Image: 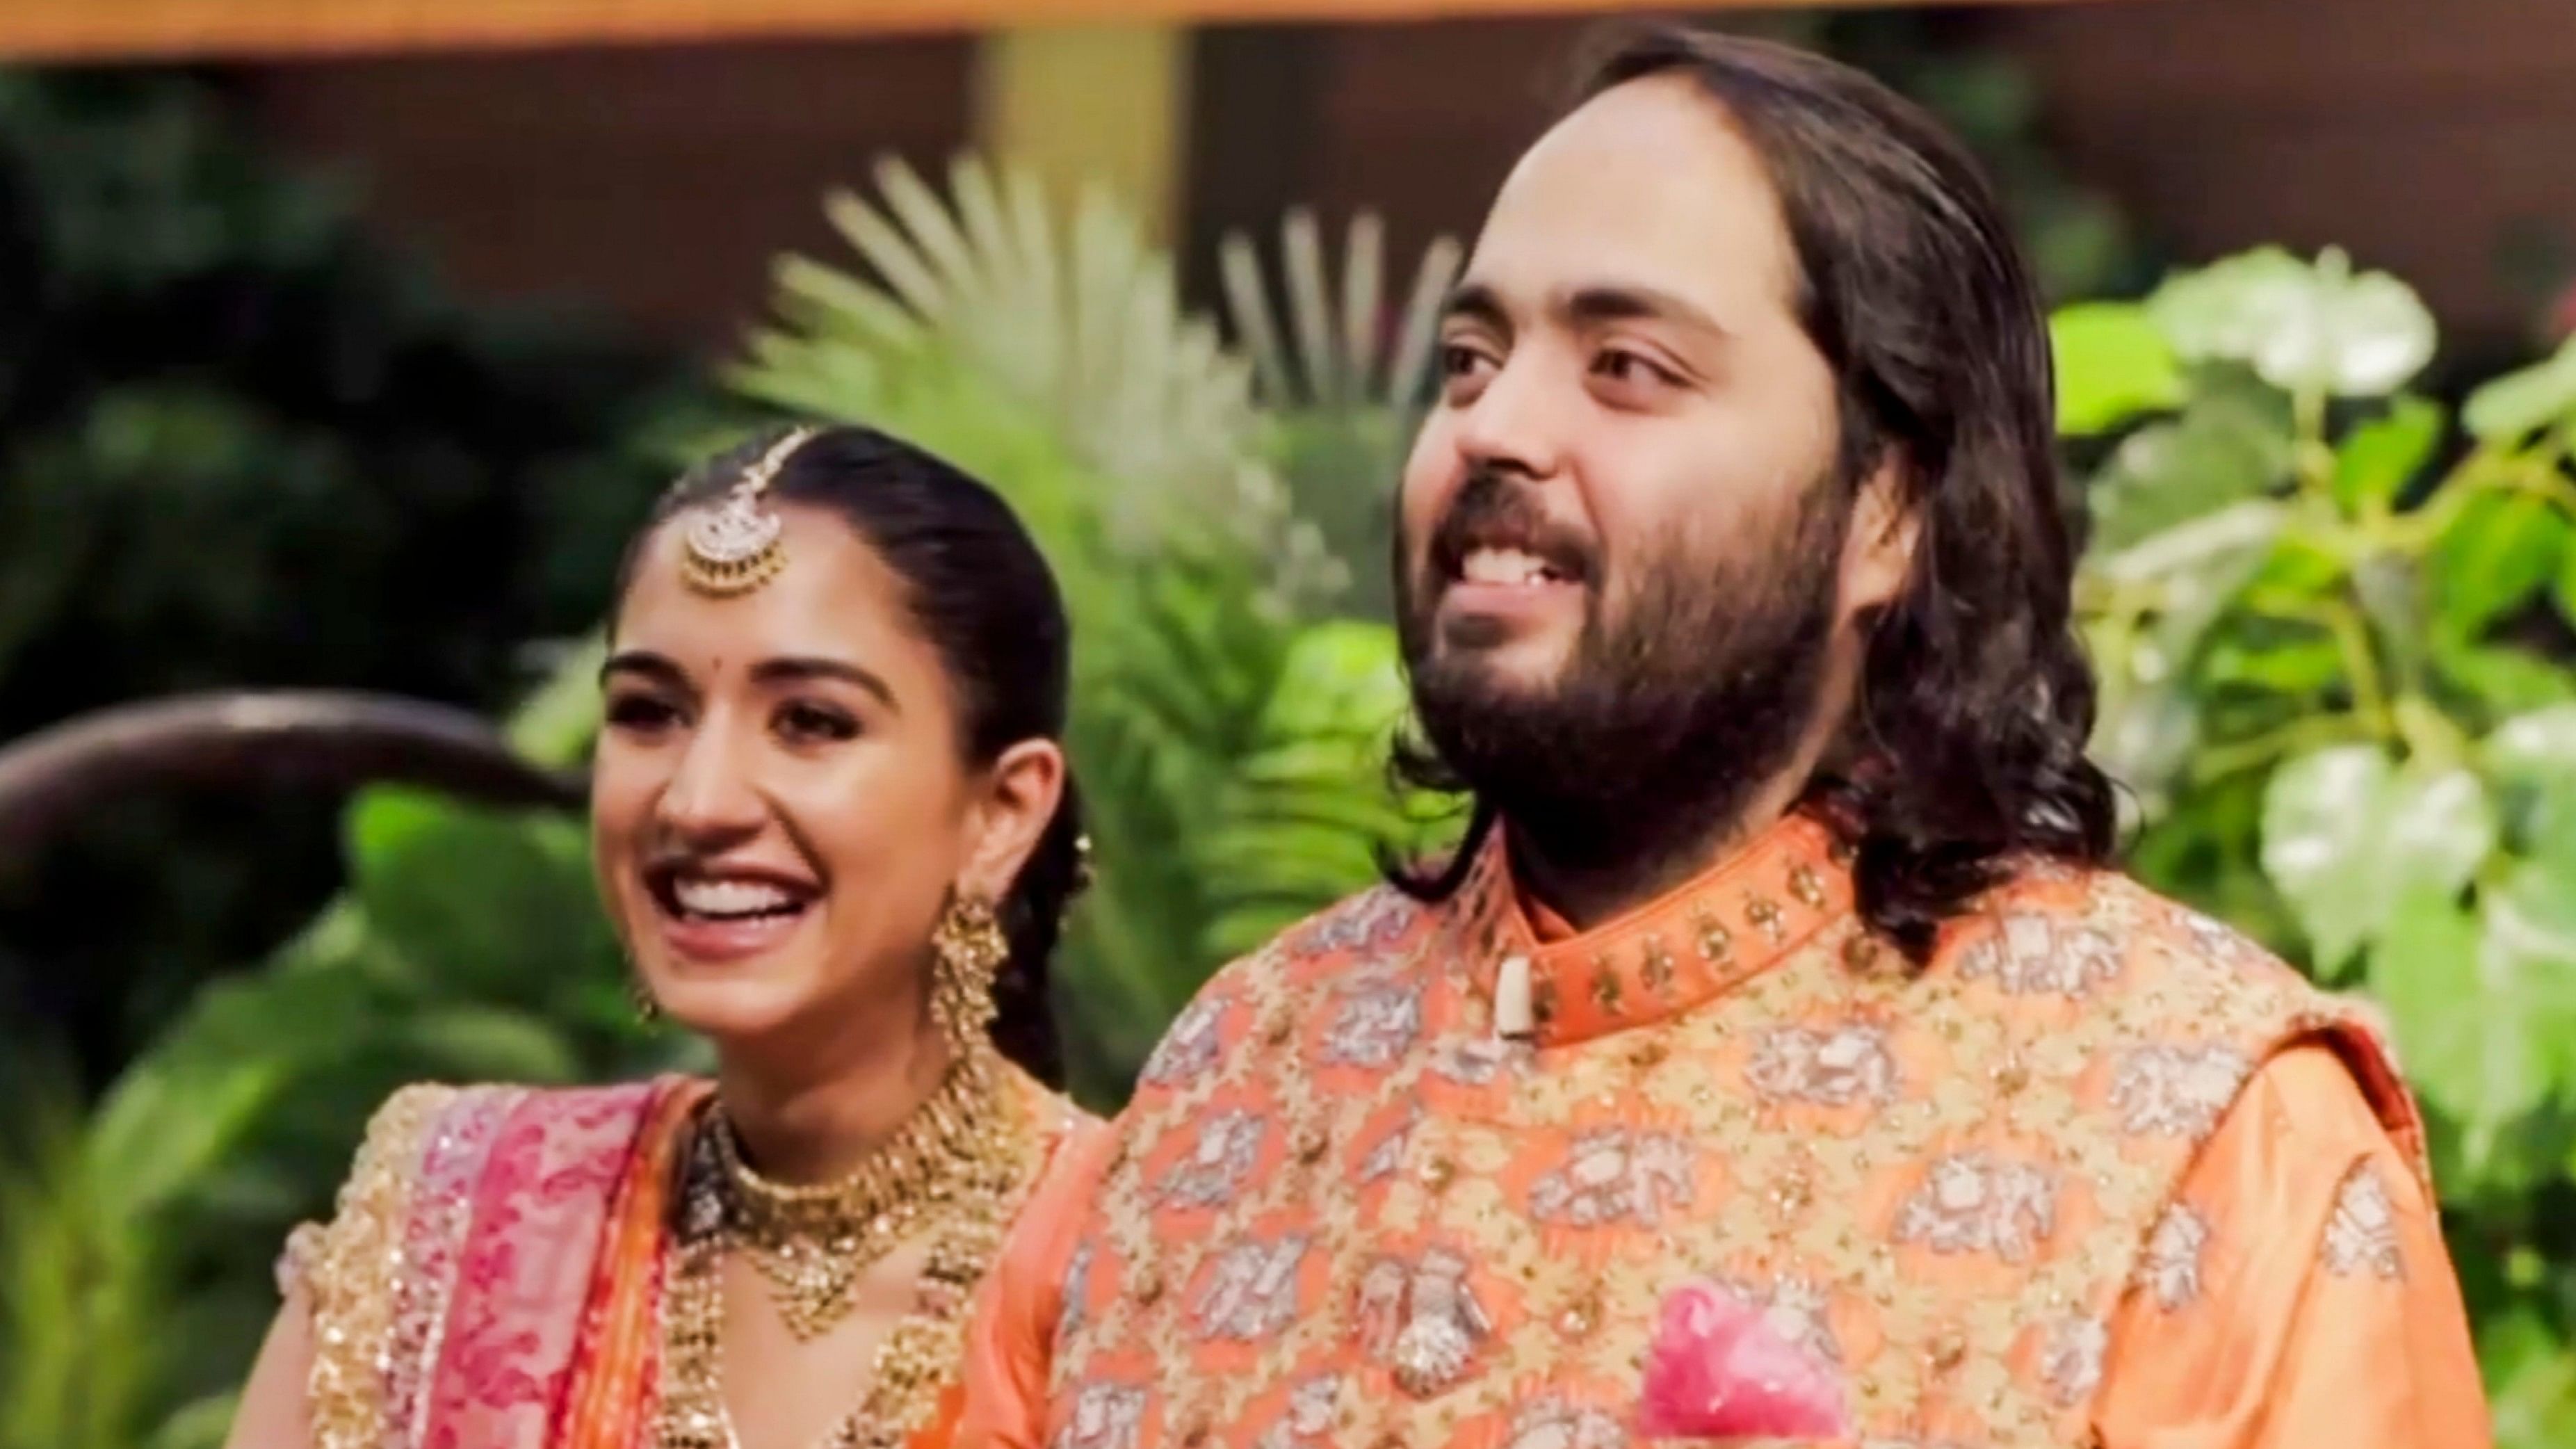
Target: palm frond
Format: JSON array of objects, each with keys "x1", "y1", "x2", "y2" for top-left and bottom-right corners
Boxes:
[
  {"x1": 1217, "y1": 211, "x2": 1464, "y2": 621},
  {"x1": 1387, "y1": 234, "x2": 1462, "y2": 415},
  {"x1": 1338, "y1": 215, "x2": 1384, "y2": 404},
  {"x1": 1283, "y1": 211, "x2": 1339, "y2": 408},
  {"x1": 1217, "y1": 208, "x2": 1463, "y2": 416},
  {"x1": 731, "y1": 153, "x2": 1338, "y2": 613}
]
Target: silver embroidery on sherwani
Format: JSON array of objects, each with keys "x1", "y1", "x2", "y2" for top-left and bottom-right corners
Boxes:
[
  {"x1": 1193, "y1": 1234, "x2": 1311, "y2": 1342},
  {"x1": 1157, "y1": 1110, "x2": 1267, "y2": 1208},
  {"x1": 2141, "y1": 1201, "x2": 2210, "y2": 1310},
  {"x1": 1049, "y1": 1384, "x2": 1147, "y2": 1449},
  {"x1": 2322, "y1": 1160, "x2": 2404, "y2": 1281},
  {"x1": 1528, "y1": 1128, "x2": 1697, "y2": 1229},
  {"x1": 2111, "y1": 1043, "x2": 2254, "y2": 1138},
  {"x1": 1748, "y1": 1023, "x2": 1901, "y2": 1107},
  {"x1": 1955, "y1": 914, "x2": 2125, "y2": 996},
  {"x1": 1893, "y1": 1152, "x2": 2059, "y2": 1263}
]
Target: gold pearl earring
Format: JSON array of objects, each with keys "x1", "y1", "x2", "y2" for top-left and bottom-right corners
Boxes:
[{"x1": 629, "y1": 973, "x2": 661, "y2": 1026}]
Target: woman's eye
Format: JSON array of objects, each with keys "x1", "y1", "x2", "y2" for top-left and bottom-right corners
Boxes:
[
  {"x1": 776, "y1": 702, "x2": 861, "y2": 743},
  {"x1": 604, "y1": 693, "x2": 681, "y2": 734}
]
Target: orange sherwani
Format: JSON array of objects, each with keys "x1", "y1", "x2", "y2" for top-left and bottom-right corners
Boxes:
[{"x1": 962, "y1": 815, "x2": 2489, "y2": 1448}]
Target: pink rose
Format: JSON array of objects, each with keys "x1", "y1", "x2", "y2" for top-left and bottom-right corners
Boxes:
[{"x1": 1636, "y1": 1281, "x2": 1853, "y2": 1441}]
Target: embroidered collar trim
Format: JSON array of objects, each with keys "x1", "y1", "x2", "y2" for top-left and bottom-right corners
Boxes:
[{"x1": 1450, "y1": 811, "x2": 1863, "y2": 1046}]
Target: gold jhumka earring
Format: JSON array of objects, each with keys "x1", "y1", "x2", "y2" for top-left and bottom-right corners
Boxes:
[
  {"x1": 928, "y1": 893, "x2": 1008, "y2": 1053},
  {"x1": 677, "y1": 426, "x2": 814, "y2": 596}
]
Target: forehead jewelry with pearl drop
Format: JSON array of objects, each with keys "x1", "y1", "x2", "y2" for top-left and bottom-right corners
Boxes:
[{"x1": 678, "y1": 426, "x2": 815, "y2": 597}]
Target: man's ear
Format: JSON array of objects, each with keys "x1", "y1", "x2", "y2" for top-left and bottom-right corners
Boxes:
[{"x1": 1841, "y1": 459, "x2": 1920, "y2": 616}]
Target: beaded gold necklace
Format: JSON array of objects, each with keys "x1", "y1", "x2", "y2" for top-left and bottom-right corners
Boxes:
[
  {"x1": 711, "y1": 1049, "x2": 1007, "y2": 1341},
  {"x1": 657, "y1": 1046, "x2": 1035, "y2": 1449}
]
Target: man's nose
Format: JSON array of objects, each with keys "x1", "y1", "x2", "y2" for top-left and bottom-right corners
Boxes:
[{"x1": 1451, "y1": 350, "x2": 1574, "y2": 484}]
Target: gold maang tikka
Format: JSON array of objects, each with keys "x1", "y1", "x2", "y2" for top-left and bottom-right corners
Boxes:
[{"x1": 679, "y1": 426, "x2": 816, "y2": 596}]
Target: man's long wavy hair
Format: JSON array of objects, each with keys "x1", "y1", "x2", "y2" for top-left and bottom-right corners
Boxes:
[{"x1": 1387, "y1": 25, "x2": 2117, "y2": 962}]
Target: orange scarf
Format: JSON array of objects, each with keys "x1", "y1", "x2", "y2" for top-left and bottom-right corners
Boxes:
[{"x1": 557, "y1": 1080, "x2": 711, "y2": 1449}]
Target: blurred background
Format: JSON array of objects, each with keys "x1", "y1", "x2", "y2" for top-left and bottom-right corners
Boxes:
[{"x1": 1, "y1": 0, "x2": 2573, "y2": 1443}]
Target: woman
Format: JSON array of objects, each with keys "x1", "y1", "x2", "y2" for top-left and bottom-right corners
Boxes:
[{"x1": 225, "y1": 423, "x2": 1109, "y2": 1449}]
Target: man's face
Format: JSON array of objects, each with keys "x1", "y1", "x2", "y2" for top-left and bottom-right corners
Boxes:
[{"x1": 1395, "y1": 74, "x2": 1910, "y2": 859}]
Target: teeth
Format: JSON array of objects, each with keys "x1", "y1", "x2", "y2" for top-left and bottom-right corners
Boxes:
[
  {"x1": 672, "y1": 878, "x2": 797, "y2": 918},
  {"x1": 1461, "y1": 548, "x2": 1559, "y2": 585}
]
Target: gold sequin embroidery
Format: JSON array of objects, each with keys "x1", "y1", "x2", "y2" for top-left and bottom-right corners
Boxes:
[{"x1": 302, "y1": 1084, "x2": 453, "y2": 1449}]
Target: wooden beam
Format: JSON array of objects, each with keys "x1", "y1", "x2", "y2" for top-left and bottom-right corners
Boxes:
[
  {"x1": 973, "y1": 24, "x2": 1190, "y2": 244},
  {"x1": 0, "y1": 0, "x2": 2100, "y2": 63}
]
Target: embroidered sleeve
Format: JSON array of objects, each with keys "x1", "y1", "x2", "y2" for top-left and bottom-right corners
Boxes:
[
  {"x1": 2093, "y1": 1045, "x2": 2490, "y2": 1449},
  {"x1": 275, "y1": 1220, "x2": 325, "y2": 1302},
  {"x1": 2317, "y1": 1158, "x2": 2405, "y2": 1281},
  {"x1": 287, "y1": 1086, "x2": 448, "y2": 1292},
  {"x1": 298, "y1": 1083, "x2": 456, "y2": 1449}
]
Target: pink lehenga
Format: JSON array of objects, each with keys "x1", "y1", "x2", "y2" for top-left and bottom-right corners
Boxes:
[{"x1": 282, "y1": 1065, "x2": 1091, "y2": 1449}]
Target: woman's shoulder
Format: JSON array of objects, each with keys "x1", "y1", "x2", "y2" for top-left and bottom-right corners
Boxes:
[
  {"x1": 996, "y1": 1058, "x2": 1093, "y2": 1128},
  {"x1": 286, "y1": 1077, "x2": 704, "y2": 1288},
  {"x1": 343, "y1": 1076, "x2": 700, "y2": 1166},
  {"x1": 994, "y1": 1062, "x2": 1108, "y2": 1178}
]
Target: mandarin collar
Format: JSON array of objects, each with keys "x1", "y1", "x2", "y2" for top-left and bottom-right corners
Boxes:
[{"x1": 1448, "y1": 811, "x2": 1858, "y2": 1046}]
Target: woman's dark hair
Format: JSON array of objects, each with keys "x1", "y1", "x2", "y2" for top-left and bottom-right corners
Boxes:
[
  {"x1": 1394, "y1": 26, "x2": 2116, "y2": 961},
  {"x1": 617, "y1": 423, "x2": 1080, "y2": 1083}
]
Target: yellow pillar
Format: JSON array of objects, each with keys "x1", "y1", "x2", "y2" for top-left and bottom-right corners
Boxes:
[{"x1": 971, "y1": 23, "x2": 1190, "y2": 245}]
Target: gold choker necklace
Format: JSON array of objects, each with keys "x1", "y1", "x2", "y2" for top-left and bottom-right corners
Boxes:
[
  {"x1": 658, "y1": 1045, "x2": 1037, "y2": 1449},
  {"x1": 704, "y1": 1048, "x2": 1006, "y2": 1341}
]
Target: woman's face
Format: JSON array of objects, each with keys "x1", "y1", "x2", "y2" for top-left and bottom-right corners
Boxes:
[{"x1": 593, "y1": 502, "x2": 1061, "y2": 1053}]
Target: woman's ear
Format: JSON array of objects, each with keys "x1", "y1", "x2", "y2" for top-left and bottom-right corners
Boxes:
[{"x1": 955, "y1": 738, "x2": 1065, "y2": 903}]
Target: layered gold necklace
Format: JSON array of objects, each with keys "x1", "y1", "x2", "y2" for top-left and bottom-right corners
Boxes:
[{"x1": 657, "y1": 1046, "x2": 1035, "y2": 1449}]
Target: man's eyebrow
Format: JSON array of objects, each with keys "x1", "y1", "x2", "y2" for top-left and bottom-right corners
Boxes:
[
  {"x1": 1439, "y1": 280, "x2": 1733, "y2": 343},
  {"x1": 1562, "y1": 284, "x2": 1732, "y2": 341},
  {"x1": 1441, "y1": 281, "x2": 1510, "y2": 330}
]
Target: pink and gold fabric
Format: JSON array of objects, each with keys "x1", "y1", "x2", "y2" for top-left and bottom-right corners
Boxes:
[
  {"x1": 286, "y1": 1065, "x2": 1093, "y2": 1449},
  {"x1": 959, "y1": 813, "x2": 2489, "y2": 1449}
]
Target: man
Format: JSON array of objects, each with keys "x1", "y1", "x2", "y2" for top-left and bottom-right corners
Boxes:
[{"x1": 960, "y1": 26, "x2": 2488, "y2": 1449}]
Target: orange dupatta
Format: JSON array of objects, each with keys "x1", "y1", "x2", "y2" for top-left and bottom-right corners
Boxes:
[{"x1": 557, "y1": 1080, "x2": 712, "y2": 1449}]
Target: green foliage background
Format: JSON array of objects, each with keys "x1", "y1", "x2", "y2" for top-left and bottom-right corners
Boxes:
[
  {"x1": 2061, "y1": 250, "x2": 2576, "y2": 1438},
  {"x1": 0, "y1": 70, "x2": 689, "y2": 1084}
]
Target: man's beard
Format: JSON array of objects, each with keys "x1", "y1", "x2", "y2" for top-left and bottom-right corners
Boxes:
[{"x1": 1397, "y1": 471, "x2": 1850, "y2": 888}]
